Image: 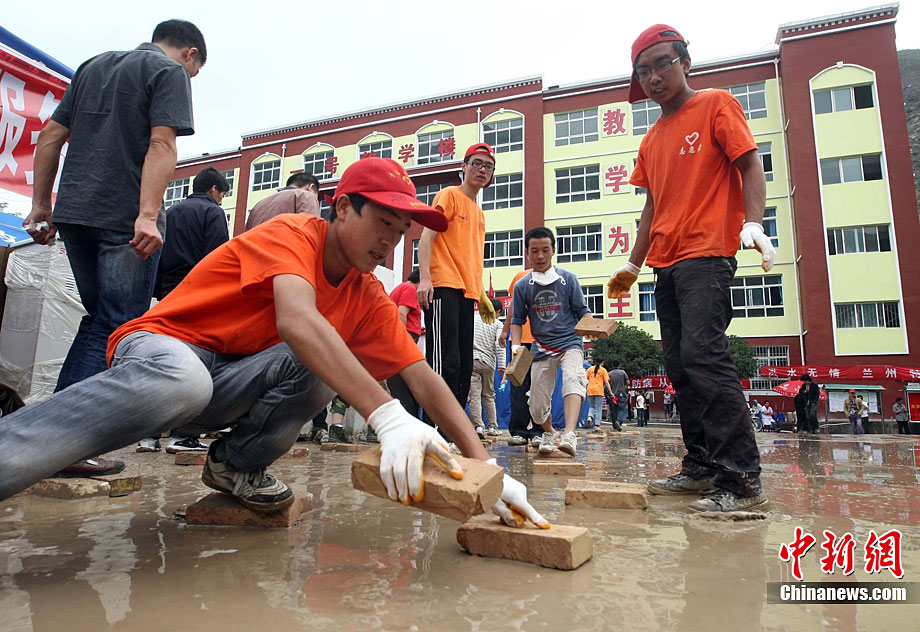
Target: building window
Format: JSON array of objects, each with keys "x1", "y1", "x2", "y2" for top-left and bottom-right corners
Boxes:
[
  {"x1": 730, "y1": 275, "x2": 783, "y2": 318},
  {"x1": 415, "y1": 183, "x2": 448, "y2": 206},
  {"x1": 554, "y1": 108, "x2": 599, "y2": 146},
  {"x1": 556, "y1": 224, "x2": 602, "y2": 263},
  {"x1": 555, "y1": 165, "x2": 600, "y2": 204},
  {"x1": 835, "y1": 302, "x2": 900, "y2": 329},
  {"x1": 750, "y1": 345, "x2": 790, "y2": 390},
  {"x1": 638, "y1": 282, "x2": 657, "y2": 321},
  {"x1": 319, "y1": 198, "x2": 331, "y2": 219},
  {"x1": 631, "y1": 100, "x2": 661, "y2": 135},
  {"x1": 827, "y1": 225, "x2": 892, "y2": 255},
  {"x1": 763, "y1": 207, "x2": 778, "y2": 248},
  {"x1": 412, "y1": 239, "x2": 419, "y2": 267},
  {"x1": 164, "y1": 177, "x2": 189, "y2": 206},
  {"x1": 358, "y1": 140, "x2": 393, "y2": 159},
  {"x1": 483, "y1": 117, "x2": 523, "y2": 153},
  {"x1": 757, "y1": 143, "x2": 774, "y2": 182},
  {"x1": 303, "y1": 151, "x2": 334, "y2": 178},
  {"x1": 583, "y1": 284, "x2": 605, "y2": 315},
  {"x1": 417, "y1": 129, "x2": 455, "y2": 165},
  {"x1": 729, "y1": 82, "x2": 767, "y2": 120},
  {"x1": 252, "y1": 160, "x2": 281, "y2": 191},
  {"x1": 482, "y1": 173, "x2": 523, "y2": 210},
  {"x1": 632, "y1": 158, "x2": 648, "y2": 195},
  {"x1": 484, "y1": 230, "x2": 524, "y2": 268},
  {"x1": 220, "y1": 170, "x2": 235, "y2": 197},
  {"x1": 814, "y1": 85, "x2": 874, "y2": 114},
  {"x1": 820, "y1": 154, "x2": 883, "y2": 185}
]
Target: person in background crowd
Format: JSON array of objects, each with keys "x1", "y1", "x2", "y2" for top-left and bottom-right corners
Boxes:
[
  {"x1": 893, "y1": 397, "x2": 910, "y2": 435},
  {"x1": 244, "y1": 172, "x2": 321, "y2": 230},
  {"x1": 761, "y1": 401, "x2": 774, "y2": 431},
  {"x1": 845, "y1": 390, "x2": 861, "y2": 435},
  {"x1": 585, "y1": 358, "x2": 611, "y2": 430},
  {"x1": 468, "y1": 299, "x2": 505, "y2": 438},
  {"x1": 858, "y1": 396, "x2": 870, "y2": 434}
]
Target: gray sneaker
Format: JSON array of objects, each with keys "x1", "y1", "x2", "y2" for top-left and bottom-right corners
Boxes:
[
  {"x1": 486, "y1": 427, "x2": 501, "y2": 437},
  {"x1": 327, "y1": 425, "x2": 351, "y2": 444},
  {"x1": 508, "y1": 435, "x2": 528, "y2": 446},
  {"x1": 687, "y1": 488, "x2": 769, "y2": 513},
  {"x1": 201, "y1": 451, "x2": 293, "y2": 512},
  {"x1": 647, "y1": 474, "x2": 716, "y2": 496},
  {"x1": 538, "y1": 431, "x2": 556, "y2": 454},
  {"x1": 311, "y1": 428, "x2": 328, "y2": 444},
  {"x1": 558, "y1": 431, "x2": 577, "y2": 456},
  {"x1": 136, "y1": 437, "x2": 161, "y2": 453}
]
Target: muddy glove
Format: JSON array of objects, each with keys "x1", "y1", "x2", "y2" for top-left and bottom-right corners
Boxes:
[
  {"x1": 607, "y1": 261, "x2": 640, "y2": 298},
  {"x1": 478, "y1": 287, "x2": 496, "y2": 325},
  {"x1": 487, "y1": 458, "x2": 550, "y2": 529},
  {"x1": 370, "y1": 399, "x2": 463, "y2": 505},
  {"x1": 740, "y1": 221, "x2": 775, "y2": 272}
]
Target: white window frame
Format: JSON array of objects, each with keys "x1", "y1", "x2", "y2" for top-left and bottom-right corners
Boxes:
[
  {"x1": 484, "y1": 230, "x2": 524, "y2": 268},
  {"x1": 730, "y1": 275, "x2": 784, "y2": 318},
  {"x1": 729, "y1": 82, "x2": 767, "y2": 120},
  {"x1": 302, "y1": 150, "x2": 334, "y2": 178},
  {"x1": 251, "y1": 159, "x2": 281, "y2": 192},
  {"x1": 582, "y1": 284, "x2": 605, "y2": 316},
  {"x1": 638, "y1": 282, "x2": 657, "y2": 321},
  {"x1": 415, "y1": 183, "x2": 448, "y2": 206},
  {"x1": 827, "y1": 224, "x2": 892, "y2": 255},
  {"x1": 631, "y1": 100, "x2": 661, "y2": 135},
  {"x1": 417, "y1": 129, "x2": 455, "y2": 165},
  {"x1": 358, "y1": 139, "x2": 393, "y2": 159},
  {"x1": 556, "y1": 224, "x2": 602, "y2": 263},
  {"x1": 763, "y1": 207, "x2": 778, "y2": 248},
  {"x1": 750, "y1": 345, "x2": 790, "y2": 390},
  {"x1": 164, "y1": 177, "x2": 189, "y2": 206},
  {"x1": 554, "y1": 108, "x2": 598, "y2": 146},
  {"x1": 820, "y1": 155, "x2": 884, "y2": 185},
  {"x1": 220, "y1": 170, "x2": 235, "y2": 198},
  {"x1": 482, "y1": 173, "x2": 523, "y2": 210},
  {"x1": 483, "y1": 117, "x2": 523, "y2": 153},
  {"x1": 412, "y1": 239, "x2": 419, "y2": 267},
  {"x1": 814, "y1": 84, "x2": 874, "y2": 114},
  {"x1": 835, "y1": 302, "x2": 900, "y2": 329},
  {"x1": 757, "y1": 143, "x2": 774, "y2": 182},
  {"x1": 555, "y1": 165, "x2": 601, "y2": 204}
]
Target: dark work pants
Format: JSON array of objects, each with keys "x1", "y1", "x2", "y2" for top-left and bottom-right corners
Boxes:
[
  {"x1": 423, "y1": 288, "x2": 474, "y2": 432},
  {"x1": 509, "y1": 343, "x2": 539, "y2": 438},
  {"x1": 388, "y1": 334, "x2": 421, "y2": 418},
  {"x1": 655, "y1": 257, "x2": 761, "y2": 497}
]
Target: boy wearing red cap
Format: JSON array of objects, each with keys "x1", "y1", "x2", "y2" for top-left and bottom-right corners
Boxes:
[
  {"x1": 417, "y1": 143, "x2": 497, "y2": 435},
  {"x1": 0, "y1": 158, "x2": 546, "y2": 529},
  {"x1": 608, "y1": 25, "x2": 775, "y2": 512}
]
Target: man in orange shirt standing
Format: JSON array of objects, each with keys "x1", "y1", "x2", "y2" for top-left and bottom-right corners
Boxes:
[
  {"x1": 608, "y1": 25, "x2": 775, "y2": 513},
  {"x1": 0, "y1": 158, "x2": 546, "y2": 530},
  {"x1": 417, "y1": 143, "x2": 497, "y2": 432}
]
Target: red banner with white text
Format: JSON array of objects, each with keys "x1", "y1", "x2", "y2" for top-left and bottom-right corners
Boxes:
[{"x1": 759, "y1": 365, "x2": 920, "y2": 381}]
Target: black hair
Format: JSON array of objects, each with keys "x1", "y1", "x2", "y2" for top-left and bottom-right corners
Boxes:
[
  {"x1": 633, "y1": 30, "x2": 690, "y2": 74},
  {"x1": 612, "y1": 359, "x2": 621, "y2": 368},
  {"x1": 152, "y1": 19, "x2": 207, "y2": 65},
  {"x1": 593, "y1": 356, "x2": 604, "y2": 376},
  {"x1": 490, "y1": 298, "x2": 503, "y2": 313},
  {"x1": 328, "y1": 192, "x2": 368, "y2": 222},
  {"x1": 800, "y1": 374, "x2": 812, "y2": 381},
  {"x1": 287, "y1": 172, "x2": 320, "y2": 189},
  {"x1": 192, "y1": 166, "x2": 229, "y2": 194},
  {"x1": 525, "y1": 226, "x2": 555, "y2": 249},
  {"x1": 896, "y1": 397, "x2": 904, "y2": 402},
  {"x1": 408, "y1": 267, "x2": 420, "y2": 283}
]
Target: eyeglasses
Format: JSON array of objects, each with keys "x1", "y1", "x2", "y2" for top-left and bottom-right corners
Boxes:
[
  {"x1": 635, "y1": 56, "x2": 680, "y2": 81},
  {"x1": 466, "y1": 159, "x2": 495, "y2": 172}
]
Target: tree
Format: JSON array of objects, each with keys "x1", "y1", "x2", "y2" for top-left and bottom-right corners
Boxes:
[
  {"x1": 591, "y1": 322, "x2": 662, "y2": 378},
  {"x1": 728, "y1": 335, "x2": 758, "y2": 378}
]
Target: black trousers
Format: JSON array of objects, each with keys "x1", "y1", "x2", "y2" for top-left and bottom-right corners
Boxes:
[
  {"x1": 508, "y1": 343, "x2": 538, "y2": 438},
  {"x1": 388, "y1": 333, "x2": 421, "y2": 418},
  {"x1": 423, "y1": 287, "x2": 474, "y2": 429},
  {"x1": 655, "y1": 257, "x2": 761, "y2": 497}
]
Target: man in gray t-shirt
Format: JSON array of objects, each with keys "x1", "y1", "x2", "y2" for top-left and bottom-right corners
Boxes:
[
  {"x1": 24, "y1": 20, "x2": 206, "y2": 477},
  {"x1": 607, "y1": 361, "x2": 629, "y2": 425}
]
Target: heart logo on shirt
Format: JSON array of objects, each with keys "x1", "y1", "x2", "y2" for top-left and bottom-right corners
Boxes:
[{"x1": 685, "y1": 132, "x2": 700, "y2": 146}]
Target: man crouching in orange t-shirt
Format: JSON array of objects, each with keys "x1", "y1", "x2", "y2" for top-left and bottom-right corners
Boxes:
[
  {"x1": 0, "y1": 157, "x2": 547, "y2": 528},
  {"x1": 607, "y1": 25, "x2": 776, "y2": 513}
]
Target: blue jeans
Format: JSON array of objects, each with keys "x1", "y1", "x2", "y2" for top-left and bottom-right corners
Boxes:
[
  {"x1": 55, "y1": 223, "x2": 162, "y2": 391},
  {"x1": 0, "y1": 332, "x2": 333, "y2": 500},
  {"x1": 615, "y1": 395, "x2": 629, "y2": 422},
  {"x1": 587, "y1": 395, "x2": 604, "y2": 426}
]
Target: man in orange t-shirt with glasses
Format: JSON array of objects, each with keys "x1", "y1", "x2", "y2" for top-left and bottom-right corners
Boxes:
[
  {"x1": 607, "y1": 25, "x2": 776, "y2": 513},
  {"x1": 417, "y1": 143, "x2": 497, "y2": 434},
  {"x1": 0, "y1": 158, "x2": 547, "y2": 529}
]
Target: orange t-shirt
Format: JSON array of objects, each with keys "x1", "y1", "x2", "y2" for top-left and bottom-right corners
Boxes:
[
  {"x1": 107, "y1": 215, "x2": 423, "y2": 381},
  {"x1": 508, "y1": 270, "x2": 533, "y2": 344},
  {"x1": 586, "y1": 366, "x2": 609, "y2": 397},
  {"x1": 429, "y1": 186, "x2": 485, "y2": 299},
  {"x1": 630, "y1": 89, "x2": 757, "y2": 268}
]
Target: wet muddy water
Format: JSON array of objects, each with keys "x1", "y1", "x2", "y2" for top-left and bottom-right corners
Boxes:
[{"x1": 2, "y1": 428, "x2": 919, "y2": 631}]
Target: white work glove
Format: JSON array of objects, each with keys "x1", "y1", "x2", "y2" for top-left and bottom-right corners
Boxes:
[
  {"x1": 607, "y1": 261, "x2": 640, "y2": 298},
  {"x1": 511, "y1": 344, "x2": 523, "y2": 357},
  {"x1": 369, "y1": 399, "x2": 463, "y2": 505},
  {"x1": 740, "y1": 221, "x2": 776, "y2": 272},
  {"x1": 487, "y1": 458, "x2": 550, "y2": 529}
]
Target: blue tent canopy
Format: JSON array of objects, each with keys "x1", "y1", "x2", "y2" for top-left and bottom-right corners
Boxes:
[{"x1": 0, "y1": 212, "x2": 34, "y2": 247}]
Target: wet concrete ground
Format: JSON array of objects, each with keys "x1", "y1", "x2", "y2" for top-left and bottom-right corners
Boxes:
[{"x1": 2, "y1": 427, "x2": 919, "y2": 631}]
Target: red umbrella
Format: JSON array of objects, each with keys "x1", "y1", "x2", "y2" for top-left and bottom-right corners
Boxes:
[
  {"x1": 773, "y1": 380, "x2": 827, "y2": 400},
  {"x1": 664, "y1": 386, "x2": 676, "y2": 394}
]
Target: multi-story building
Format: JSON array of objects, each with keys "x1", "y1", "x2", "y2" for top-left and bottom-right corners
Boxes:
[{"x1": 168, "y1": 4, "x2": 919, "y2": 420}]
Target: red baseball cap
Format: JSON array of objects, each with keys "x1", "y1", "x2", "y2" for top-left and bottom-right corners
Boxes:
[
  {"x1": 325, "y1": 157, "x2": 447, "y2": 232},
  {"x1": 464, "y1": 142, "x2": 496, "y2": 187},
  {"x1": 628, "y1": 24, "x2": 688, "y2": 103}
]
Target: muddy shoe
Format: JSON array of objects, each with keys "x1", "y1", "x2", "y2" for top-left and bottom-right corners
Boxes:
[
  {"x1": 486, "y1": 427, "x2": 501, "y2": 437},
  {"x1": 558, "y1": 431, "x2": 577, "y2": 456},
  {"x1": 687, "y1": 489, "x2": 769, "y2": 513},
  {"x1": 136, "y1": 437, "x2": 161, "y2": 453},
  {"x1": 311, "y1": 428, "x2": 328, "y2": 444},
  {"x1": 508, "y1": 435, "x2": 528, "y2": 446},
  {"x1": 51, "y1": 457, "x2": 125, "y2": 478},
  {"x1": 327, "y1": 425, "x2": 352, "y2": 444},
  {"x1": 166, "y1": 436, "x2": 208, "y2": 453},
  {"x1": 538, "y1": 431, "x2": 556, "y2": 454},
  {"x1": 201, "y1": 451, "x2": 293, "y2": 512},
  {"x1": 476, "y1": 425, "x2": 485, "y2": 439},
  {"x1": 365, "y1": 427, "x2": 378, "y2": 443},
  {"x1": 647, "y1": 474, "x2": 715, "y2": 495}
]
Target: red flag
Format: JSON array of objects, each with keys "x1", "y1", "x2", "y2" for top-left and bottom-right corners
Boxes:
[{"x1": 488, "y1": 273, "x2": 494, "y2": 298}]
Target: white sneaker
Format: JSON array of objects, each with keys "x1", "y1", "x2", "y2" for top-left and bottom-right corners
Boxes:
[
  {"x1": 475, "y1": 426, "x2": 485, "y2": 439},
  {"x1": 486, "y1": 427, "x2": 501, "y2": 436},
  {"x1": 538, "y1": 431, "x2": 556, "y2": 454},
  {"x1": 165, "y1": 436, "x2": 209, "y2": 453},
  {"x1": 136, "y1": 437, "x2": 160, "y2": 453},
  {"x1": 559, "y1": 431, "x2": 577, "y2": 456},
  {"x1": 531, "y1": 434, "x2": 542, "y2": 448}
]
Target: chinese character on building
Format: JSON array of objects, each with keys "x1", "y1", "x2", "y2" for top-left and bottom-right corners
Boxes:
[
  {"x1": 602, "y1": 108, "x2": 627, "y2": 136},
  {"x1": 607, "y1": 225, "x2": 630, "y2": 255},
  {"x1": 608, "y1": 296, "x2": 633, "y2": 318},
  {"x1": 324, "y1": 155, "x2": 339, "y2": 176},
  {"x1": 829, "y1": 368, "x2": 840, "y2": 378},
  {"x1": 361, "y1": 151, "x2": 377, "y2": 159},
  {"x1": 438, "y1": 137, "x2": 455, "y2": 158},
  {"x1": 398, "y1": 144, "x2": 414, "y2": 164},
  {"x1": 605, "y1": 165, "x2": 629, "y2": 194}
]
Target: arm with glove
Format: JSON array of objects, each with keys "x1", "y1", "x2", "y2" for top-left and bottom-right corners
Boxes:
[
  {"x1": 608, "y1": 192, "x2": 655, "y2": 299},
  {"x1": 735, "y1": 149, "x2": 776, "y2": 272}
]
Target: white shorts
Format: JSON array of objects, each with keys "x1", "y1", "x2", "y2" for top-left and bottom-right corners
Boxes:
[{"x1": 529, "y1": 348, "x2": 588, "y2": 425}]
